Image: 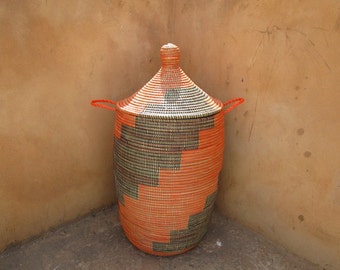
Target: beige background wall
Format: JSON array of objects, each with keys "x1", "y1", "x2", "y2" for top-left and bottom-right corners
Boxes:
[
  {"x1": 1, "y1": 0, "x2": 339, "y2": 269},
  {"x1": 0, "y1": 0, "x2": 170, "y2": 250},
  {"x1": 170, "y1": 1, "x2": 340, "y2": 269}
]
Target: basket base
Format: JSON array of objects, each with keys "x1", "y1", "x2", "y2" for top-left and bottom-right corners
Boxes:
[{"x1": 123, "y1": 229, "x2": 200, "y2": 256}]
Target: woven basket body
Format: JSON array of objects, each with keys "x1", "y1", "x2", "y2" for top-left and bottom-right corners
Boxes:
[
  {"x1": 91, "y1": 43, "x2": 243, "y2": 256},
  {"x1": 114, "y1": 110, "x2": 224, "y2": 256}
]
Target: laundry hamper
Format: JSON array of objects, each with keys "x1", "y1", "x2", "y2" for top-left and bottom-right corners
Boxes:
[{"x1": 91, "y1": 43, "x2": 244, "y2": 256}]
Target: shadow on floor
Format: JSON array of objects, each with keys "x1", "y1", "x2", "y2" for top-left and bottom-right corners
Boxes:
[{"x1": 0, "y1": 205, "x2": 319, "y2": 270}]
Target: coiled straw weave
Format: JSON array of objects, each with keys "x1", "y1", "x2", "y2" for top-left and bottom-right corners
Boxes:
[{"x1": 91, "y1": 43, "x2": 244, "y2": 256}]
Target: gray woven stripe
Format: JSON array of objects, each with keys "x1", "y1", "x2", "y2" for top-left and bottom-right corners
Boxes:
[
  {"x1": 114, "y1": 114, "x2": 215, "y2": 204},
  {"x1": 152, "y1": 190, "x2": 218, "y2": 252}
]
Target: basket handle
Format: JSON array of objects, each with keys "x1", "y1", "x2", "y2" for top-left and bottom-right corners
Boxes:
[
  {"x1": 91, "y1": 99, "x2": 116, "y2": 111},
  {"x1": 223, "y1": 98, "x2": 244, "y2": 115}
]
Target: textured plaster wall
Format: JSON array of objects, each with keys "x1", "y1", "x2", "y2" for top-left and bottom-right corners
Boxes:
[
  {"x1": 0, "y1": 0, "x2": 170, "y2": 251},
  {"x1": 169, "y1": 1, "x2": 340, "y2": 269},
  {"x1": 1, "y1": 0, "x2": 339, "y2": 269}
]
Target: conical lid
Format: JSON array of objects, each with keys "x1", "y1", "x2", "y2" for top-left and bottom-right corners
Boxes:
[{"x1": 117, "y1": 43, "x2": 223, "y2": 118}]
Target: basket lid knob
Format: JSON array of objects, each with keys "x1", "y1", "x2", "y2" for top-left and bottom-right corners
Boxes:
[{"x1": 160, "y1": 43, "x2": 180, "y2": 67}]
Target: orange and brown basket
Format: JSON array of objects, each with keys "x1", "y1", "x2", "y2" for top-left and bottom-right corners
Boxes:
[{"x1": 91, "y1": 43, "x2": 244, "y2": 256}]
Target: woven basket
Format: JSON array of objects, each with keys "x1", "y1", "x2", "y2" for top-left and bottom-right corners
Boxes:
[{"x1": 91, "y1": 43, "x2": 244, "y2": 256}]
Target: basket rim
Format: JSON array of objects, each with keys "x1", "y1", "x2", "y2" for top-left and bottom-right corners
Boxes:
[{"x1": 115, "y1": 98, "x2": 224, "y2": 119}]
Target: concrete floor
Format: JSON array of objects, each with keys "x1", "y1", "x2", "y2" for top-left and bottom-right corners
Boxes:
[{"x1": 0, "y1": 205, "x2": 320, "y2": 270}]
